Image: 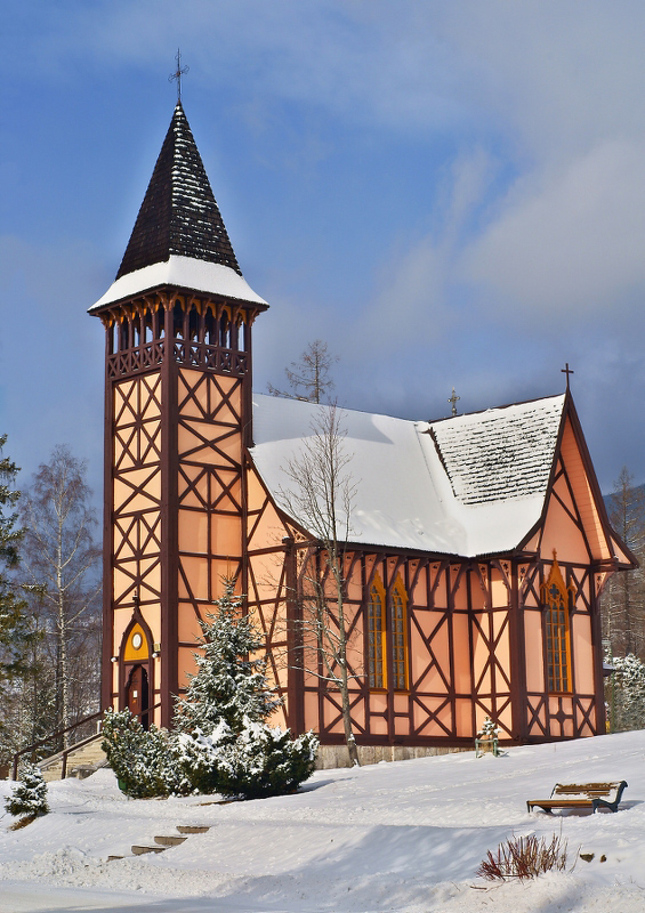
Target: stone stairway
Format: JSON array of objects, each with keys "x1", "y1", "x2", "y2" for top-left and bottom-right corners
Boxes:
[
  {"x1": 108, "y1": 824, "x2": 211, "y2": 862},
  {"x1": 38, "y1": 733, "x2": 107, "y2": 782}
]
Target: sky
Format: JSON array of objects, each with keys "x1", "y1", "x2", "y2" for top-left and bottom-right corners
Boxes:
[{"x1": 3, "y1": 1, "x2": 645, "y2": 505}]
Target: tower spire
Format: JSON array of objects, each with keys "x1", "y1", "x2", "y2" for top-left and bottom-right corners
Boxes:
[{"x1": 115, "y1": 102, "x2": 241, "y2": 280}]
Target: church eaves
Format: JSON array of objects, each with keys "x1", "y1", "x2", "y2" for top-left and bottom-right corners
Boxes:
[{"x1": 116, "y1": 101, "x2": 241, "y2": 280}]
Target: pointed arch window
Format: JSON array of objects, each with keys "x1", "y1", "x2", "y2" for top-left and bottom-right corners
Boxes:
[
  {"x1": 540, "y1": 552, "x2": 574, "y2": 693},
  {"x1": 367, "y1": 572, "x2": 410, "y2": 691},
  {"x1": 368, "y1": 575, "x2": 387, "y2": 689},
  {"x1": 391, "y1": 576, "x2": 409, "y2": 691}
]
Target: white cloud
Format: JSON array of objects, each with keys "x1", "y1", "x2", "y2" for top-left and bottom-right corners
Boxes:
[{"x1": 463, "y1": 140, "x2": 645, "y2": 319}]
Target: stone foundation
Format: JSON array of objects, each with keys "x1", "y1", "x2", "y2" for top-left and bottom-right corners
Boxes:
[{"x1": 315, "y1": 743, "x2": 464, "y2": 769}]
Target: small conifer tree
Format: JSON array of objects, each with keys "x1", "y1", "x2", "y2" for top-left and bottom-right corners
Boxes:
[
  {"x1": 5, "y1": 762, "x2": 49, "y2": 818},
  {"x1": 608, "y1": 653, "x2": 645, "y2": 731},
  {"x1": 175, "y1": 578, "x2": 281, "y2": 733},
  {"x1": 477, "y1": 716, "x2": 499, "y2": 740}
]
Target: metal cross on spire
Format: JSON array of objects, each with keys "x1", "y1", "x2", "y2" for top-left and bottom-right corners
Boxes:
[
  {"x1": 448, "y1": 387, "x2": 460, "y2": 417},
  {"x1": 561, "y1": 363, "x2": 574, "y2": 391},
  {"x1": 169, "y1": 49, "x2": 189, "y2": 101}
]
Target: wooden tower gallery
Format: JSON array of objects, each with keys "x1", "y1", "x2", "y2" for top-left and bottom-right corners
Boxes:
[{"x1": 90, "y1": 102, "x2": 635, "y2": 758}]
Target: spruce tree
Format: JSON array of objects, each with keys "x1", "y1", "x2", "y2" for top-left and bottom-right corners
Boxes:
[
  {"x1": 174, "y1": 579, "x2": 317, "y2": 798},
  {"x1": 0, "y1": 437, "x2": 28, "y2": 701},
  {"x1": 5, "y1": 762, "x2": 49, "y2": 818},
  {"x1": 175, "y1": 578, "x2": 281, "y2": 733}
]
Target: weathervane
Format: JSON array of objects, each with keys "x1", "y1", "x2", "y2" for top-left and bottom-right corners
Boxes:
[
  {"x1": 169, "y1": 49, "x2": 189, "y2": 101},
  {"x1": 448, "y1": 387, "x2": 460, "y2": 417},
  {"x1": 561, "y1": 363, "x2": 574, "y2": 391}
]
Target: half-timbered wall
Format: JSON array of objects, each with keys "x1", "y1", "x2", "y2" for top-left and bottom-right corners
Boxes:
[
  {"x1": 108, "y1": 373, "x2": 163, "y2": 722},
  {"x1": 518, "y1": 414, "x2": 607, "y2": 740},
  {"x1": 288, "y1": 550, "x2": 516, "y2": 747},
  {"x1": 244, "y1": 465, "x2": 292, "y2": 729},
  {"x1": 176, "y1": 366, "x2": 246, "y2": 693}
]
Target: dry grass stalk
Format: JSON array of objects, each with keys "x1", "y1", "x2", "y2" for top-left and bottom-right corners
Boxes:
[{"x1": 477, "y1": 833, "x2": 569, "y2": 880}]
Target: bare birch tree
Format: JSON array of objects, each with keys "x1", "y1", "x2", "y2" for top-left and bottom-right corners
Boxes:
[
  {"x1": 279, "y1": 403, "x2": 361, "y2": 766},
  {"x1": 19, "y1": 446, "x2": 101, "y2": 746},
  {"x1": 268, "y1": 339, "x2": 338, "y2": 404}
]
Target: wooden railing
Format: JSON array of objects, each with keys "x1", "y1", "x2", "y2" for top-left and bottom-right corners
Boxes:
[
  {"x1": 10, "y1": 703, "x2": 162, "y2": 780},
  {"x1": 11, "y1": 710, "x2": 103, "y2": 781}
]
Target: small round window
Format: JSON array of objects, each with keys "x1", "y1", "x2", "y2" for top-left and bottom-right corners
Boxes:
[{"x1": 131, "y1": 632, "x2": 143, "y2": 650}]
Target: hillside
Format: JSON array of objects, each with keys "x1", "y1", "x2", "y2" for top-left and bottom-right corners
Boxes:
[{"x1": 1, "y1": 731, "x2": 644, "y2": 912}]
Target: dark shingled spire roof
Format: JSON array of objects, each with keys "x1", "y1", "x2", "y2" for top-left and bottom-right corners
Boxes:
[{"x1": 116, "y1": 102, "x2": 242, "y2": 280}]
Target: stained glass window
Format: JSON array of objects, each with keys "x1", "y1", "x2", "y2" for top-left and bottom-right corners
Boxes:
[
  {"x1": 368, "y1": 576, "x2": 386, "y2": 689},
  {"x1": 367, "y1": 573, "x2": 409, "y2": 691},
  {"x1": 541, "y1": 554, "x2": 572, "y2": 693},
  {"x1": 392, "y1": 577, "x2": 409, "y2": 691}
]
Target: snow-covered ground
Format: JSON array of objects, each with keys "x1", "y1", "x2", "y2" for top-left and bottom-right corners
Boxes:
[{"x1": 1, "y1": 731, "x2": 644, "y2": 912}]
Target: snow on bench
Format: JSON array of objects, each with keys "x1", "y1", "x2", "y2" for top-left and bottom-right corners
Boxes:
[{"x1": 527, "y1": 781, "x2": 628, "y2": 814}]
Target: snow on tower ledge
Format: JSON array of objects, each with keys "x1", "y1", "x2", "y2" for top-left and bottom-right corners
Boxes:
[{"x1": 89, "y1": 255, "x2": 267, "y2": 311}]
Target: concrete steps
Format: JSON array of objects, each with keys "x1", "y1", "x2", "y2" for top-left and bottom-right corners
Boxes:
[
  {"x1": 107, "y1": 825, "x2": 209, "y2": 862},
  {"x1": 38, "y1": 733, "x2": 107, "y2": 782},
  {"x1": 154, "y1": 834, "x2": 188, "y2": 847}
]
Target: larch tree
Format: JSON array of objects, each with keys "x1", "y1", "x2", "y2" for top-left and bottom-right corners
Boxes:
[
  {"x1": 601, "y1": 467, "x2": 645, "y2": 660},
  {"x1": 19, "y1": 446, "x2": 101, "y2": 746},
  {"x1": 268, "y1": 339, "x2": 338, "y2": 404},
  {"x1": 279, "y1": 404, "x2": 361, "y2": 766}
]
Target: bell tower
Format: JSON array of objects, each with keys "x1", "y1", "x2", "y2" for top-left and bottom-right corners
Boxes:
[{"x1": 90, "y1": 102, "x2": 268, "y2": 727}]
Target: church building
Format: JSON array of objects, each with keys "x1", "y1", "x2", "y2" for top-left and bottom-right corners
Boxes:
[{"x1": 90, "y1": 102, "x2": 634, "y2": 761}]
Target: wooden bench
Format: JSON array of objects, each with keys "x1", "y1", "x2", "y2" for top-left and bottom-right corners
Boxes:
[{"x1": 527, "y1": 781, "x2": 628, "y2": 814}]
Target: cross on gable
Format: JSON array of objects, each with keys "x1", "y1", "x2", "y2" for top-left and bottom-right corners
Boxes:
[
  {"x1": 448, "y1": 387, "x2": 460, "y2": 416},
  {"x1": 561, "y1": 363, "x2": 574, "y2": 391}
]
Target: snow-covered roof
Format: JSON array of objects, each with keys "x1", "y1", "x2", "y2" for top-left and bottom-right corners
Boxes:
[
  {"x1": 250, "y1": 393, "x2": 566, "y2": 558},
  {"x1": 89, "y1": 255, "x2": 267, "y2": 311}
]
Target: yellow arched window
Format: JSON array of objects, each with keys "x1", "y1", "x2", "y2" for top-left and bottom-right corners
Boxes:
[
  {"x1": 391, "y1": 576, "x2": 409, "y2": 691},
  {"x1": 540, "y1": 552, "x2": 574, "y2": 693},
  {"x1": 367, "y1": 573, "x2": 409, "y2": 691},
  {"x1": 368, "y1": 575, "x2": 387, "y2": 689}
]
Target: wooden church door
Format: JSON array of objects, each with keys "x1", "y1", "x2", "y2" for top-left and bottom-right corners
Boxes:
[{"x1": 125, "y1": 665, "x2": 149, "y2": 730}]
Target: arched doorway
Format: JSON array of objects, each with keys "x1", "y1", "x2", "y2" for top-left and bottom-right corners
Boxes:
[
  {"x1": 120, "y1": 613, "x2": 153, "y2": 730},
  {"x1": 125, "y1": 664, "x2": 150, "y2": 730}
]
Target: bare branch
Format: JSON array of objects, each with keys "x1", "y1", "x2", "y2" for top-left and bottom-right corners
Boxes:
[{"x1": 277, "y1": 404, "x2": 361, "y2": 765}]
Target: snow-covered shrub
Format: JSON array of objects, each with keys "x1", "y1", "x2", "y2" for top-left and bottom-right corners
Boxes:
[
  {"x1": 174, "y1": 579, "x2": 318, "y2": 799},
  {"x1": 101, "y1": 708, "x2": 179, "y2": 799},
  {"x1": 177, "y1": 717, "x2": 318, "y2": 799},
  {"x1": 477, "y1": 833, "x2": 569, "y2": 880},
  {"x1": 5, "y1": 762, "x2": 49, "y2": 818},
  {"x1": 608, "y1": 654, "x2": 645, "y2": 731}
]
